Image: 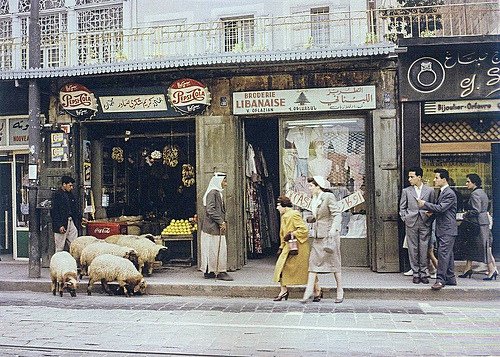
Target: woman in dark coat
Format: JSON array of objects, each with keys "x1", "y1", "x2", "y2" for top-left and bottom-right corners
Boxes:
[{"x1": 457, "y1": 174, "x2": 497, "y2": 280}]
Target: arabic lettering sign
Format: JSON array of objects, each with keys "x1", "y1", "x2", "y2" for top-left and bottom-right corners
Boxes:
[
  {"x1": 59, "y1": 83, "x2": 98, "y2": 119},
  {"x1": 9, "y1": 119, "x2": 29, "y2": 146},
  {"x1": 99, "y1": 94, "x2": 168, "y2": 113},
  {"x1": 167, "y1": 78, "x2": 211, "y2": 115},
  {"x1": 233, "y1": 86, "x2": 376, "y2": 115},
  {"x1": 399, "y1": 41, "x2": 500, "y2": 101}
]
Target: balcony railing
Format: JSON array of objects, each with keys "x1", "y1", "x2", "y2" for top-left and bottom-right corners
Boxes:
[{"x1": 0, "y1": 1, "x2": 498, "y2": 72}]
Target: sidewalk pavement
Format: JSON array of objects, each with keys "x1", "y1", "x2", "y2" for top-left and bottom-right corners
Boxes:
[{"x1": 0, "y1": 254, "x2": 498, "y2": 301}]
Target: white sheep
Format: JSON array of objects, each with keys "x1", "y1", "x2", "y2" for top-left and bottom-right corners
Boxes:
[
  {"x1": 69, "y1": 235, "x2": 98, "y2": 264},
  {"x1": 87, "y1": 254, "x2": 146, "y2": 297},
  {"x1": 49, "y1": 251, "x2": 78, "y2": 297},
  {"x1": 104, "y1": 234, "x2": 169, "y2": 276},
  {"x1": 79, "y1": 241, "x2": 139, "y2": 278}
]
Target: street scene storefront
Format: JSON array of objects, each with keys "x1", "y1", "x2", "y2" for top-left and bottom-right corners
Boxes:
[
  {"x1": 398, "y1": 35, "x2": 500, "y2": 254},
  {"x1": 5, "y1": 49, "x2": 399, "y2": 272}
]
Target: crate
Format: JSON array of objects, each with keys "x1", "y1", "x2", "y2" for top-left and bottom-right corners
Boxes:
[{"x1": 86, "y1": 221, "x2": 128, "y2": 239}]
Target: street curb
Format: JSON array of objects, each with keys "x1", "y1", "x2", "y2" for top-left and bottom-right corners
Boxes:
[{"x1": 1, "y1": 279, "x2": 498, "y2": 301}]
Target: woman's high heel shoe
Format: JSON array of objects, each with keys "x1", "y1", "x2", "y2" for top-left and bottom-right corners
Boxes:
[
  {"x1": 483, "y1": 270, "x2": 498, "y2": 281},
  {"x1": 312, "y1": 290, "x2": 323, "y2": 302},
  {"x1": 273, "y1": 291, "x2": 289, "y2": 301},
  {"x1": 458, "y1": 270, "x2": 473, "y2": 278}
]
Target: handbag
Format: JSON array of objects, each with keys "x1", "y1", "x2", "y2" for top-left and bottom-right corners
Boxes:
[
  {"x1": 287, "y1": 234, "x2": 299, "y2": 255},
  {"x1": 323, "y1": 232, "x2": 337, "y2": 254}
]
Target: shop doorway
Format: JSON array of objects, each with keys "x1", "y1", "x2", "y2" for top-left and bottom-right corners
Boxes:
[
  {"x1": 0, "y1": 159, "x2": 13, "y2": 254},
  {"x1": 244, "y1": 118, "x2": 280, "y2": 258},
  {"x1": 87, "y1": 120, "x2": 197, "y2": 237}
]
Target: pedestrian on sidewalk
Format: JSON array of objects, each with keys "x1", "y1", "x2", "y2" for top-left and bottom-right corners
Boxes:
[
  {"x1": 417, "y1": 168, "x2": 458, "y2": 290},
  {"x1": 399, "y1": 167, "x2": 436, "y2": 284},
  {"x1": 199, "y1": 172, "x2": 233, "y2": 281},
  {"x1": 272, "y1": 195, "x2": 310, "y2": 301},
  {"x1": 52, "y1": 175, "x2": 86, "y2": 253},
  {"x1": 456, "y1": 173, "x2": 498, "y2": 281},
  {"x1": 302, "y1": 176, "x2": 344, "y2": 303}
]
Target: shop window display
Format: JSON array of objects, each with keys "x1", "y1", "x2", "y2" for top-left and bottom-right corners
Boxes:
[
  {"x1": 422, "y1": 153, "x2": 492, "y2": 212},
  {"x1": 283, "y1": 118, "x2": 367, "y2": 238}
]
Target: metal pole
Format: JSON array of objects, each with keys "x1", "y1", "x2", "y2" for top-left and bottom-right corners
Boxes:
[{"x1": 28, "y1": 0, "x2": 41, "y2": 278}]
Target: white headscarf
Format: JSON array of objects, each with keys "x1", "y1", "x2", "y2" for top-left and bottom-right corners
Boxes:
[{"x1": 203, "y1": 172, "x2": 226, "y2": 206}]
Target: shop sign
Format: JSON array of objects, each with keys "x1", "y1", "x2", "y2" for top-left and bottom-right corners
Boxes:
[
  {"x1": 167, "y1": 78, "x2": 211, "y2": 115},
  {"x1": 50, "y1": 132, "x2": 69, "y2": 162},
  {"x1": 233, "y1": 86, "x2": 376, "y2": 115},
  {"x1": 99, "y1": 94, "x2": 167, "y2": 113},
  {"x1": 424, "y1": 98, "x2": 500, "y2": 115},
  {"x1": 59, "y1": 83, "x2": 97, "y2": 119},
  {"x1": 0, "y1": 118, "x2": 6, "y2": 146},
  {"x1": 286, "y1": 190, "x2": 365, "y2": 212},
  {"x1": 399, "y1": 41, "x2": 500, "y2": 101},
  {"x1": 9, "y1": 118, "x2": 29, "y2": 146}
]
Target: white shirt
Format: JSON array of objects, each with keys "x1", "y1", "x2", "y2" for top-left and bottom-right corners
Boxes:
[{"x1": 414, "y1": 183, "x2": 423, "y2": 199}]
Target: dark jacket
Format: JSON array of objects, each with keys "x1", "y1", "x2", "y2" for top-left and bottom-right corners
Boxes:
[
  {"x1": 422, "y1": 186, "x2": 458, "y2": 237},
  {"x1": 51, "y1": 188, "x2": 81, "y2": 233},
  {"x1": 201, "y1": 189, "x2": 225, "y2": 235}
]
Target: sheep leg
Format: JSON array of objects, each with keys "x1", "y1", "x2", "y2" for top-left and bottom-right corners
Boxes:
[
  {"x1": 87, "y1": 278, "x2": 94, "y2": 296},
  {"x1": 119, "y1": 281, "x2": 130, "y2": 297},
  {"x1": 58, "y1": 280, "x2": 63, "y2": 297},
  {"x1": 101, "y1": 279, "x2": 113, "y2": 295},
  {"x1": 51, "y1": 278, "x2": 57, "y2": 296}
]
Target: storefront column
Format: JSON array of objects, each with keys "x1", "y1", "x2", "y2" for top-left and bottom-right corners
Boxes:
[
  {"x1": 196, "y1": 115, "x2": 245, "y2": 271},
  {"x1": 370, "y1": 109, "x2": 400, "y2": 272}
]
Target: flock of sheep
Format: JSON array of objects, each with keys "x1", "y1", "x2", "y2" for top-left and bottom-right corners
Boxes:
[{"x1": 49, "y1": 234, "x2": 170, "y2": 297}]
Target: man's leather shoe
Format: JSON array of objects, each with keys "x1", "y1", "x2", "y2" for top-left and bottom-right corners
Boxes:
[
  {"x1": 445, "y1": 280, "x2": 457, "y2": 286},
  {"x1": 431, "y1": 282, "x2": 444, "y2": 290},
  {"x1": 204, "y1": 272, "x2": 216, "y2": 279},
  {"x1": 216, "y1": 272, "x2": 233, "y2": 281},
  {"x1": 420, "y1": 276, "x2": 430, "y2": 284},
  {"x1": 412, "y1": 276, "x2": 421, "y2": 284}
]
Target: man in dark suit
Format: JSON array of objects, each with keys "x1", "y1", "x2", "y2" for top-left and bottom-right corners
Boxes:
[
  {"x1": 417, "y1": 168, "x2": 458, "y2": 290},
  {"x1": 400, "y1": 167, "x2": 435, "y2": 284},
  {"x1": 52, "y1": 176, "x2": 84, "y2": 252}
]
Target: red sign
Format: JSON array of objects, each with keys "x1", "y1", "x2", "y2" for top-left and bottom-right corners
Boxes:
[
  {"x1": 86, "y1": 221, "x2": 128, "y2": 239},
  {"x1": 59, "y1": 83, "x2": 97, "y2": 119},
  {"x1": 167, "y1": 78, "x2": 211, "y2": 115}
]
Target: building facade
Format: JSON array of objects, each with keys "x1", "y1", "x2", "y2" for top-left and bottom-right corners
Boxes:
[{"x1": 0, "y1": 0, "x2": 497, "y2": 272}]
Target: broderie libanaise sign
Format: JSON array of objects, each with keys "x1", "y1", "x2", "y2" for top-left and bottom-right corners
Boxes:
[
  {"x1": 59, "y1": 83, "x2": 98, "y2": 119},
  {"x1": 167, "y1": 78, "x2": 211, "y2": 115}
]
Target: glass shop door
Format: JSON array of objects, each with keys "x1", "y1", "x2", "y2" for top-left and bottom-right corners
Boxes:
[{"x1": 0, "y1": 158, "x2": 13, "y2": 255}]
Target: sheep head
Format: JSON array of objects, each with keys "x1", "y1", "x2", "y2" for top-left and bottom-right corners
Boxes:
[
  {"x1": 133, "y1": 278, "x2": 147, "y2": 295},
  {"x1": 126, "y1": 250, "x2": 140, "y2": 271},
  {"x1": 155, "y1": 247, "x2": 170, "y2": 263},
  {"x1": 63, "y1": 273, "x2": 78, "y2": 297}
]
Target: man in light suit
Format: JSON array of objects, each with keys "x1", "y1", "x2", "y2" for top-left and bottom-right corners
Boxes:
[
  {"x1": 399, "y1": 167, "x2": 435, "y2": 284},
  {"x1": 417, "y1": 168, "x2": 458, "y2": 290}
]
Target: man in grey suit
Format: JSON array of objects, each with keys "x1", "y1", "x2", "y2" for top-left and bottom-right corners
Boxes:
[
  {"x1": 417, "y1": 168, "x2": 458, "y2": 290},
  {"x1": 400, "y1": 167, "x2": 435, "y2": 284}
]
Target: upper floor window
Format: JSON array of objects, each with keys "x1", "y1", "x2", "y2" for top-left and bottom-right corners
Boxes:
[
  {"x1": 0, "y1": 0, "x2": 8, "y2": 15},
  {"x1": 0, "y1": 18, "x2": 12, "y2": 69},
  {"x1": 76, "y1": 4, "x2": 123, "y2": 64},
  {"x1": 222, "y1": 16, "x2": 254, "y2": 52},
  {"x1": 311, "y1": 7, "x2": 330, "y2": 47},
  {"x1": 18, "y1": 0, "x2": 65, "y2": 12}
]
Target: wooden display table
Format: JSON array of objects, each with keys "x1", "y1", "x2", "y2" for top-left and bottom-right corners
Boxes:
[{"x1": 160, "y1": 234, "x2": 194, "y2": 264}]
